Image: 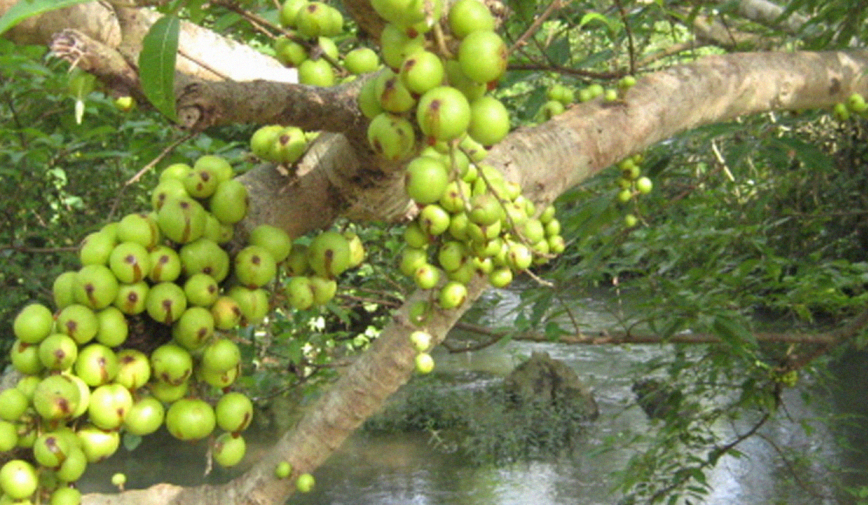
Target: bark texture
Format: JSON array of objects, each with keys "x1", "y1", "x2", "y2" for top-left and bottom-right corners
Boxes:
[{"x1": 174, "y1": 77, "x2": 369, "y2": 135}]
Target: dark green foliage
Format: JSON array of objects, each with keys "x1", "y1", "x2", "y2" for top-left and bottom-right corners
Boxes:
[
  {"x1": 507, "y1": 110, "x2": 868, "y2": 500},
  {"x1": 364, "y1": 374, "x2": 594, "y2": 465},
  {"x1": 0, "y1": 39, "x2": 248, "y2": 360},
  {"x1": 542, "y1": 110, "x2": 868, "y2": 332}
]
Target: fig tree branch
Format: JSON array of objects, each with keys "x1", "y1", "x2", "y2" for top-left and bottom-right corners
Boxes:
[
  {"x1": 487, "y1": 50, "x2": 868, "y2": 206},
  {"x1": 446, "y1": 320, "x2": 843, "y2": 351},
  {"x1": 50, "y1": 29, "x2": 142, "y2": 99},
  {"x1": 174, "y1": 77, "x2": 369, "y2": 136},
  {"x1": 786, "y1": 305, "x2": 868, "y2": 370}
]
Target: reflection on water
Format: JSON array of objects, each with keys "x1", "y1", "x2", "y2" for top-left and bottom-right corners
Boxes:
[
  {"x1": 80, "y1": 288, "x2": 868, "y2": 504},
  {"x1": 291, "y1": 436, "x2": 613, "y2": 505},
  {"x1": 291, "y1": 342, "x2": 864, "y2": 505}
]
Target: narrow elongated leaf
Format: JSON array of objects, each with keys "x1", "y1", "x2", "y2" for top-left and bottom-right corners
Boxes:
[
  {"x1": 0, "y1": 0, "x2": 92, "y2": 36},
  {"x1": 545, "y1": 36, "x2": 571, "y2": 66},
  {"x1": 139, "y1": 15, "x2": 180, "y2": 121},
  {"x1": 712, "y1": 315, "x2": 757, "y2": 348}
]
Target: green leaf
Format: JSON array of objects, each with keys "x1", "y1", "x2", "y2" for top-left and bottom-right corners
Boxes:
[
  {"x1": 285, "y1": 338, "x2": 304, "y2": 365},
  {"x1": 544, "y1": 321, "x2": 567, "y2": 341},
  {"x1": 579, "y1": 12, "x2": 612, "y2": 29},
  {"x1": 0, "y1": 0, "x2": 92, "y2": 36},
  {"x1": 511, "y1": 0, "x2": 536, "y2": 21},
  {"x1": 139, "y1": 15, "x2": 180, "y2": 122},
  {"x1": 711, "y1": 315, "x2": 757, "y2": 348},
  {"x1": 122, "y1": 432, "x2": 142, "y2": 452},
  {"x1": 579, "y1": 12, "x2": 621, "y2": 36},
  {"x1": 545, "y1": 36, "x2": 571, "y2": 66}
]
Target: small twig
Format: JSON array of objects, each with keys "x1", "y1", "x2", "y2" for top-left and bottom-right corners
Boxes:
[
  {"x1": 212, "y1": 0, "x2": 279, "y2": 38},
  {"x1": 2, "y1": 91, "x2": 28, "y2": 148},
  {"x1": 107, "y1": 132, "x2": 197, "y2": 221},
  {"x1": 441, "y1": 333, "x2": 503, "y2": 353},
  {"x1": 650, "y1": 413, "x2": 771, "y2": 503},
  {"x1": 715, "y1": 413, "x2": 771, "y2": 455},
  {"x1": 613, "y1": 0, "x2": 636, "y2": 74},
  {"x1": 342, "y1": 286, "x2": 405, "y2": 303},
  {"x1": 212, "y1": 0, "x2": 344, "y2": 72},
  {"x1": 178, "y1": 48, "x2": 233, "y2": 81},
  {"x1": 460, "y1": 146, "x2": 556, "y2": 267},
  {"x1": 756, "y1": 431, "x2": 832, "y2": 500},
  {"x1": 710, "y1": 139, "x2": 736, "y2": 182},
  {"x1": 507, "y1": 0, "x2": 563, "y2": 57},
  {"x1": 203, "y1": 443, "x2": 213, "y2": 477},
  {"x1": 124, "y1": 132, "x2": 197, "y2": 187},
  {"x1": 523, "y1": 268, "x2": 555, "y2": 287},
  {"x1": 638, "y1": 40, "x2": 711, "y2": 67},
  {"x1": 432, "y1": 20, "x2": 454, "y2": 59},
  {"x1": 251, "y1": 384, "x2": 297, "y2": 402},
  {"x1": 306, "y1": 358, "x2": 354, "y2": 369},
  {"x1": 556, "y1": 293, "x2": 582, "y2": 334}
]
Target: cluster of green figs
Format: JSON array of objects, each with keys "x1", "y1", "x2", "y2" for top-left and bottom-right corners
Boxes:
[{"x1": 1, "y1": 153, "x2": 363, "y2": 504}]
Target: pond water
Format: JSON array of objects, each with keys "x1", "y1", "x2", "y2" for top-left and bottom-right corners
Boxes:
[{"x1": 79, "y1": 288, "x2": 868, "y2": 504}]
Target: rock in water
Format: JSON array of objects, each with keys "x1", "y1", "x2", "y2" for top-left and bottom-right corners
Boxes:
[{"x1": 503, "y1": 351, "x2": 599, "y2": 420}]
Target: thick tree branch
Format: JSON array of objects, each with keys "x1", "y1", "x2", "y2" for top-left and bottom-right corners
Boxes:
[
  {"x1": 238, "y1": 132, "x2": 413, "y2": 241},
  {"x1": 189, "y1": 51, "x2": 868, "y2": 239},
  {"x1": 175, "y1": 77, "x2": 368, "y2": 135},
  {"x1": 487, "y1": 50, "x2": 868, "y2": 207},
  {"x1": 224, "y1": 276, "x2": 489, "y2": 505},
  {"x1": 81, "y1": 276, "x2": 491, "y2": 505},
  {"x1": 50, "y1": 28, "x2": 141, "y2": 98}
]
